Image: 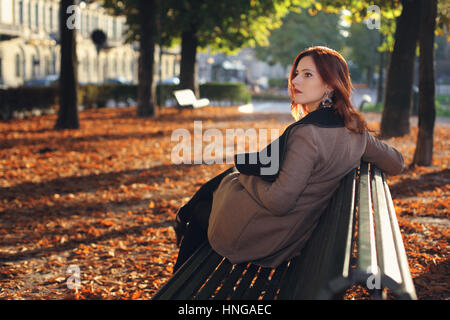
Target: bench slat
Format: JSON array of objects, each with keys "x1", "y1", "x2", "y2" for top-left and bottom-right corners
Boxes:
[
  {"x1": 242, "y1": 267, "x2": 273, "y2": 299},
  {"x1": 276, "y1": 258, "x2": 300, "y2": 299},
  {"x1": 213, "y1": 263, "x2": 248, "y2": 299},
  {"x1": 381, "y1": 171, "x2": 418, "y2": 300},
  {"x1": 152, "y1": 242, "x2": 212, "y2": 299},
  {"x1": 356, "y1": 162, "x2": 379, "y2": 282},
  {"x1": 371, "y1": 166, "x2": 403, "y2": 289},
  {"x1": 194, "y1": 259, "x2": 234, "y2": 300},
  {"x1": 230, "y1": 264, "x2": 260, "y2": 299},
  {"x1": 262, "y1": 261, "x2": 289, "y2": 300},
  {"x1": 172, "y1": 251, "x2": 224, "y2": 299}
]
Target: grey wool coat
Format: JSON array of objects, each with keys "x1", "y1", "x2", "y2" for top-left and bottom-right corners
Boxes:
[{"x1": 207, "y1": 121, "x2": 405, "y2": 268}]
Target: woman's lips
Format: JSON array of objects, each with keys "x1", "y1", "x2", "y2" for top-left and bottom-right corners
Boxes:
[{"x1": 294, "y1": 89, "x2": 302, "y2": 94}]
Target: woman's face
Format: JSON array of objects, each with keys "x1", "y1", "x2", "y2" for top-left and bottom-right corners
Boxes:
[{"x1": 291, "y1": 55, "x2": 332, "y2": 109}]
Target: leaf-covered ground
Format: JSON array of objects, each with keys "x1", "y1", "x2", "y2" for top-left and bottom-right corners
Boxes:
[{"x1": 0, "y1": 106, "x2": 448, "y2": 300}]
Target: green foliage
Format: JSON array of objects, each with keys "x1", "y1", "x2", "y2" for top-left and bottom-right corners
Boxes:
[
  {"x1": 360, "y1": 102, "x2": 383, "y2": 113},
  {"x1": 268, "y1": 78, "x2": 287, "y2": 89},
  {"x1": 254, "y1": 9, "x2": 345, "y2": 68},
  {"x1": 436, "y1": 94, "x2": 450, "y2": 106},
  {"x1": 0, "y1": 86, "x2": 59, "y2": 115},
  {"x1": 103, "y1": 0, "x2": 315, "y2": 55},
  {"x1": 0, "y1": 82, "x2": 252, "y2": 118},
  {"x1": 199, "y1": 82, "x2": 251, "y2": 105},
  {"x1": 79, "y1": 84, "x2": 138, "y2": 108}
]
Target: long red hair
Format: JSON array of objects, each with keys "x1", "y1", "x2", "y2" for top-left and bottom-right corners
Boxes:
[{"x1": 288, "y1": 46, "x2": 372, "y2": 134}]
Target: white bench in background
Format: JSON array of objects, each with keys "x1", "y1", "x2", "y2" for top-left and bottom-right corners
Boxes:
[{"x1": 173, "y1": 89, "x2": 210, "y2": 108}]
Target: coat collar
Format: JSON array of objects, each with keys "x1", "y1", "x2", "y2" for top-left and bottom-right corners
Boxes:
[{"x1": 288, "y1": 106, "x2": 345, "y2": 129}]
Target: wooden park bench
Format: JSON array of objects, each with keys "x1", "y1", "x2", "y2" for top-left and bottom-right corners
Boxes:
[
  {"x1": 152, "y1": 161, "x2": 417, "y2": 300},
  {"x1": 173, "y1": 89, "x2": 210, "y2": 109}
]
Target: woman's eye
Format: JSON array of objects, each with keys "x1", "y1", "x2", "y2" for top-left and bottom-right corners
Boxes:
[{"x1": 305, "y1": 72, "x2": 312, "y2": 77}]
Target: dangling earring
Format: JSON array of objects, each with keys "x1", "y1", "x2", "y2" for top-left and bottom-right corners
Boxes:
[{"x1": 320, "y1": 90, "x2": 333, "y2": 108}]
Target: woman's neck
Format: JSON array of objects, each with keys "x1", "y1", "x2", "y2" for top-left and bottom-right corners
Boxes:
[{"x1": 305, "y1": 100, "x2": 321, "y2": 112}]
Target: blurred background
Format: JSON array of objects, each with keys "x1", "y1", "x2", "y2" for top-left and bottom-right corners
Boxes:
[{"x1": 0, "y1": 0, "x2": 448, "y2": 120}]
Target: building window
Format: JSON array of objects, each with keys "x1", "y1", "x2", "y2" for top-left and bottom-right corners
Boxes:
[
  {"x1": 35, "y1": 3, "x2": 39, "y2": 28},
  {"x1": 49, "y1": 6, "x2": 53, "y2": 30},
  {"x1": 45, "y1": 56, "x2": 51, "y2": 75},
  {"x1": 52, "y1": 52, "x2": 56, "y2": 74},
  {"x1": 42, "y1": 3, "x2": 46, "y2": 30},
  {"x1": 15, "y1": 54, "x2": 21, "y2": 78},
  {"x1": 18, "y1": 1, "x2": 24, "y2": 25},
  {"x1": 31, "y1": 55, "x2": 36, "y2": 77},
  {"x1": 28, "y1": 2, "x2": 32, "y2": 28}
]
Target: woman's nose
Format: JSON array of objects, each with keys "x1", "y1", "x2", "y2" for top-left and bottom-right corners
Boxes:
[{"x1": 292, "y1": 76, "x2": 302, "y2": 86}]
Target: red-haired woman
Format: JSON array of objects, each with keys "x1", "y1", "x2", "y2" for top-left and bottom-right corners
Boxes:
[{"x1": 172, "y1": 46, "x2": 405, "y2": 273}]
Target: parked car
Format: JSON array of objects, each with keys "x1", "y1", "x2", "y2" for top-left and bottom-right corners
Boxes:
[
  {"x1": 24, "y1": 74, "x2": 59, "y2": 87},
  {"x1": 157, "y1": 76, "x2": 179, "y2": 85},
  {"x1": 105, "y1": 77, "x2": 133, "y2": 84}
]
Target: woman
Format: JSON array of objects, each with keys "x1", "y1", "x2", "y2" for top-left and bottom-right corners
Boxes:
[{"x1": 172, "y1": 46, "x2": 405, "y2": 272}]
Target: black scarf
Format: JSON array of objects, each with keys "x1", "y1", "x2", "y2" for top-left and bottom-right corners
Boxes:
[{"x1": 234, "y1": 106, "x2": 345, "y2": 182}]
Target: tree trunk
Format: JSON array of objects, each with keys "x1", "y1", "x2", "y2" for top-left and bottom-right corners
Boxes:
[
  {"x1": 380, "y1": 0, "x2": 420, "y2": 138},
  {"x1": 179, "y1": 25, "x2": 199, "y2": 100},
  {"x1": 412, "y1": 0, "x2": 437, "y2": 166},
  {"x1": 55, "y1": 0, "x2": 79, "y2": 130},
  {"x1": 137, "y1": 0, "x2": 157, "y2": 118}
]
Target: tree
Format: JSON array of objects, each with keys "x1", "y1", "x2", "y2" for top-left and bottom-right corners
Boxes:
[
  {"x1": 103, "y1": 0, "x2": 168, "y2": 118},
  {"x1": 315, "y1": 0, "x2": 448, "y2": 169},
  {"x1": 253, "y1": 8, "x2": 345, "y2": 70},
  {"x1": 161, "y1": 0, "x2": 314, "y2": 98},
  {"x1": 379, "y1": 0, "x2": 421, "y2": 138},
  {"x1": 412, "y1": 0, "x2": 438, "y2": 166},
  {"x1": 55, "y1": 0, "x2": 79, "y2": 130},
  {"x1": 106, "y1": 0, "x2": 312, "y2": 106},
  {"x1": 136, "y1": 0, "x2": 158, "y2": 117}
]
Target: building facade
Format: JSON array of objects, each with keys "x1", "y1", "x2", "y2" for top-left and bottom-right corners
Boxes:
[{"x1": 0, "y1": 0, "x2": 180, "y2": 87}]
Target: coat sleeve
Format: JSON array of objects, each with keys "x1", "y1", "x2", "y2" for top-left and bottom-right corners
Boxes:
[
  {"x1": 362, "y1": 131, "x2": 405, "y2": 175},
  {"x1": 238, "y1": 125, "x2": 318, "y2": 216}
]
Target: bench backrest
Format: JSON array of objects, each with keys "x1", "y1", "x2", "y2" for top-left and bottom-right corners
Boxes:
[{"x1": 173, "y1": 89, "x2": 197, "y2": 106}]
